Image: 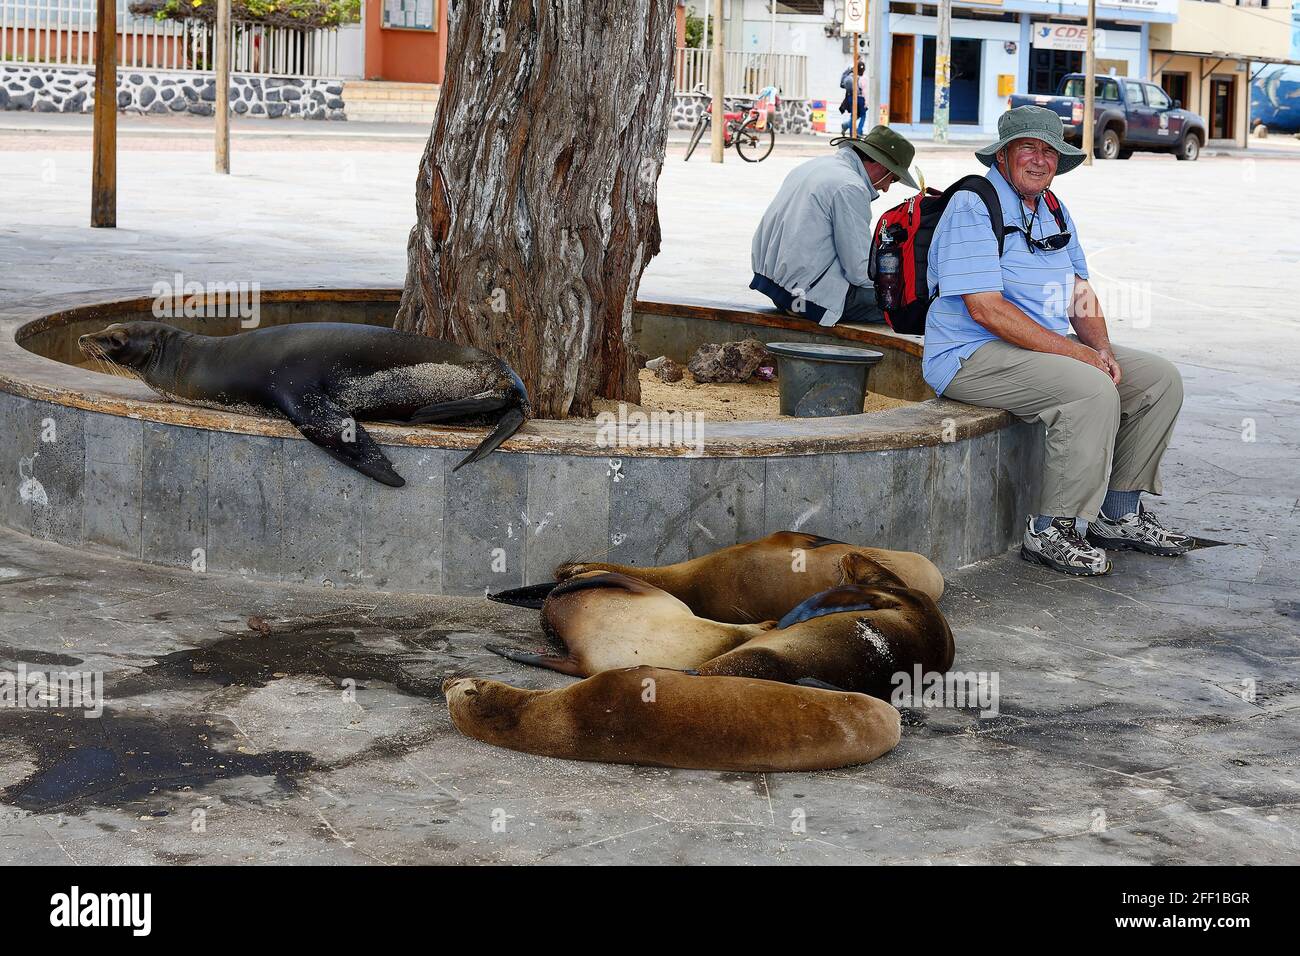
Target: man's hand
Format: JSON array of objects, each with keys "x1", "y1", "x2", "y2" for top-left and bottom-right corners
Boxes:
[
  {"x1": 1095, "y1": 346, "x2": 1123, "y2": 385},
  {"x1": 1070, "y1": 342, "x2": 1113, "y2": 378}
]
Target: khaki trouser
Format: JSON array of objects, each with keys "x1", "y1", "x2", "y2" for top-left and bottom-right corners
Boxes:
[{"x1": 943, "y1": 337, "x2": 1183, "y2": 521}]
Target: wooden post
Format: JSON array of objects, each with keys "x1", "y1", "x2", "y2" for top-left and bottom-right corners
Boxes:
[
  {"x1": 851, "y1": 36, "x2": 859, "y2": 135},
  {"x1": 710, "y1": 0, "x2": 725, "y2": 162},
  {"x1": 1082, "y1": 0, "x2": 1096, "y2": 166},
  {"x1": 215, "y1": 0, "x2": 231, "y2": 173},
  {"x1": 90, "y1": 0, "x2": 116, "y2": 228},
  {"x1": 933, "y1": 0, "x2": 951, "y2": 143}
]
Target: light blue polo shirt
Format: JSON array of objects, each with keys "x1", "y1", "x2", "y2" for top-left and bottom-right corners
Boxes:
[{"x1": 922, "y1": 166, "x2": 1089, "y2": 396}]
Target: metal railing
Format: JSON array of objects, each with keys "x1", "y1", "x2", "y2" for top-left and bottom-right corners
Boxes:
[
  {"x1": 0, "y1": 0, "x2": 340, "y2": 77},
  {"x1": 674, "y1": 47, "x2": 808, "y2": 99}
]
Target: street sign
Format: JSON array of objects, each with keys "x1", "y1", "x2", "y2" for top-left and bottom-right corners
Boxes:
[{"x1": 844, "y1": 0, "x2": 868, "y2": 35}]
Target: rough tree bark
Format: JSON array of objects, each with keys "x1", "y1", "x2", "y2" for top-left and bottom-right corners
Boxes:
[{"x1": 395, "y1": 0, "x2": 676, "y2": 418}]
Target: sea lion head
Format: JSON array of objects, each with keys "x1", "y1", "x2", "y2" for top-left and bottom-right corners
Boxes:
[
  {"x1": 78, "y1": 321, "x2": 172, "y2": 377},
  {"x1": 442, "y1": 676, "x2": 526, "y2": 737}
]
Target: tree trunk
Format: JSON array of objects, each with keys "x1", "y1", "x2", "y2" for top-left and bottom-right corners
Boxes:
[{"x1": 395, "y1": 0, "x2": 676, "y2": 418}]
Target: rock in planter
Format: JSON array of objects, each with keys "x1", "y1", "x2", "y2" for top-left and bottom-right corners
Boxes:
[
  {"x1": 654, "y1": 358, "x2": 684, "y2": 383},
  {"x1": 688, "y1": 339, "x2": 772, "y2": 383}
]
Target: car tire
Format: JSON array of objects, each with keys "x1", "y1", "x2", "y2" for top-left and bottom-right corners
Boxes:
[
  {"x1": 1096, "y1": 129, "x2": 1121, "y2": 160},
  {"x1": 1175, "y1": 133, "x2": 1200, "y2": 161}
]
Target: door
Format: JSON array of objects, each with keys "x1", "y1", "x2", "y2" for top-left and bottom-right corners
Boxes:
[
  {"x1": 1029, "y1": 48, "x2": 1082, "y2": 95},
  {"x1": 1210, "y1": 76, "x2": 1235, "y2": 140},
  {"x1": 1143, "y1": 82, "x2": 1181, "y2": 144},
  {"x1": 890, "y1": 35, "x2": 915, "y2": 124},
  {"x1": 1160, "y1": 71, "x2": 1189, "y2": 109},
  {"x1": 920, "y1": 37, "x2": 983, "y2": 125},
  {"x1": 1122, "y1": 79, "x2": 1154, "y2": 144}
]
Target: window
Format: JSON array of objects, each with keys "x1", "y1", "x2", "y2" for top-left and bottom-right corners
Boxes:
[
  {"x1": 1124, "y1": 81, "x2": 1145, "y2": 106},
  {"x1": 1145, "y1": 85, "x2": 1171, "y2": 110},
  {"x1": 1161, "y1": 71, "x2": 1189, "y2": 107},
  {"x1": 1061, "y1": 76, "x2": 1121, "y2": 100},
  {"x1": 384, "y1": 0, "x2": 437, "y2": 30}
]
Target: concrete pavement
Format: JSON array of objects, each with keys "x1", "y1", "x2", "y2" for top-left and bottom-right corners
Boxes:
[{"x1": 0, "y1": 133, "x2": 1297, "y2": 863}]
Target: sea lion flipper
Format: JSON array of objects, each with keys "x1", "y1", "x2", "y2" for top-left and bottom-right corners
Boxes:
[
  {"x1": 487, "y1": 582, "x2": 557, "y2": 609},
  {"x1": 406, "y1": 394, "x2": 513, "y2": 424},
  {"x1": 795, "y1": 677, "x2": 849, "y2": 693},
  {"x1": 274, "y1": 390, "x2": 405, "y2": 488},
  {"x1": 453, "y1": 407, "x2": 527, "y2": 472},
  {"x1": 484, "y1": 643, "x2": 585, "y2": 677}
]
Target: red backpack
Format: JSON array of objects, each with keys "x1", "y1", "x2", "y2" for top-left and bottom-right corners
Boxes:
[{"x1": 868, "y1": 176, "x2": 1067, "y2": 334}]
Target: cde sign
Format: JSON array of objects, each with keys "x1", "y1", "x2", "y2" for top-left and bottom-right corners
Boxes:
[
  {"x1": 1031, "y1": 23, "x2": 1096, "y2": 52},
  {"x1": 844, "y1": 0, "x2": 868, "y2": 34}
]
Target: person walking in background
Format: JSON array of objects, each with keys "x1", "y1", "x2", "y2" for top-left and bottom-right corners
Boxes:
[{"x1": 839, "y1": 61, "x2": 866, "y2": 136}]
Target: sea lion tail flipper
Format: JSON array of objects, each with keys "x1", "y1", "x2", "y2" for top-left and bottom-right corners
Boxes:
[
  {"x1": 274, "y1": 391, "x2": 405, "y2": 488},
  {"x1": 406, "y1": 395, "x2": 512, "y2": 424},
  {"x1": 795, "y1": 676, "x2": 850, "y2": 693},
  {"x1": 487, "y1": 581, "x2": 557, "y2": 609},
  {"x1": 484, "y1": 643, "x2": 584, "y2": 677},
  {"x1": 453, "y1": 407, "x2": 527, "y2": 472}
]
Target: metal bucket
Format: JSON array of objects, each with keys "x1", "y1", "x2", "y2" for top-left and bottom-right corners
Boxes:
[{"x1": 766, "y1": 342, "x2": 885, "y2": 417}]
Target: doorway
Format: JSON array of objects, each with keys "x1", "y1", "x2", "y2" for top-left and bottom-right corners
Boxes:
[
  {"x1": 1029, "y1": 49, "x2": 1082, "y2": 95},
  {"x1": 890, "y1": 36, "x2": 915, "y2": 124},
  {"x1": 921, "y1": 37, "x2": 982, "y2": 125},
  {"x1": 1161, "y1": 71, "x2": 1189, "y2": 109},
  {"x1": 1210, "y1": 76, "x2": 1235, "y2": 140}
]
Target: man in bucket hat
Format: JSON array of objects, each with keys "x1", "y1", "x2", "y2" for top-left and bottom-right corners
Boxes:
[
  {"x1": 925, "y1": 106, "x2": 1194, "y2": 576},
  {"x1": 751, "y1": 126, "x2": 917, "y2": 326}
]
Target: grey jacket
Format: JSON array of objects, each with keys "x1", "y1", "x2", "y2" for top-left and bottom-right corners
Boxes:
[{"x1": 750, "y1": 147, "x2": 878, "y2": 326}]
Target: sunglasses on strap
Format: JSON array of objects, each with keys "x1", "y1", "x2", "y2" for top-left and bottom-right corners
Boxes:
[{"x1": 1011, "y1": 226, "x2": 1073, "y2": 253}]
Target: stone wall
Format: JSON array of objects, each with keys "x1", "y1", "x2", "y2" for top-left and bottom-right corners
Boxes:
[
  {"x1": 0, "y1": 65, "x2": 345, "y2": 120},
  {"x1": 671, "y1": 93, "x2": 813, "y2": 136}
]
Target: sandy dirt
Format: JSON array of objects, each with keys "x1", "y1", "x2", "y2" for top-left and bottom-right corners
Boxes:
[{"x1": 591, "y1": 368, "x2": 913, "y2": 421}]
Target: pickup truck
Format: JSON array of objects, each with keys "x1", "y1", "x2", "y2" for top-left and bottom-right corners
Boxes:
[{"x1": 1009, "y1": 73, "x2": 1207, "y2": 161}]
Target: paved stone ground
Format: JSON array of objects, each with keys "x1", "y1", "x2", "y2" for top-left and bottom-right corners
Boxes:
[{"x1": 0, "y1": 131, "x2": 1298, "y2": 863}]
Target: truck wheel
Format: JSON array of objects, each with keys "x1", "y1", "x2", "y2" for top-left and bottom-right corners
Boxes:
[
  {"x1": 1176, "y1": 134, "x2": 1200, "y2": 162},
  {"x1": 1117, "y1": 148, "x2": 1134, "y2": 160},
  {"x1": 1096, "y1": 129, "x2": 1121, "y2": 160}
]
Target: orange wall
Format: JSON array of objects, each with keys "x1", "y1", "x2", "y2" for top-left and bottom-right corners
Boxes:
[{"x1": 364, "y1": 1, "x2": 447, "y2": 83}]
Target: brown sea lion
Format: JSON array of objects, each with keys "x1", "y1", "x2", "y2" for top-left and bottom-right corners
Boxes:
[
  {"x1": 489, "y1": 531, "x2": 944, "y2": 621},
  {"x1": 443, "y1": 666, "x2": 901, "y2": 772},
  {"x1": 694, "y1": 577, "x2": 955, "y2": 701},
  {"x1": 486, "y1": 571, "x2": 777, "y2": 676}
]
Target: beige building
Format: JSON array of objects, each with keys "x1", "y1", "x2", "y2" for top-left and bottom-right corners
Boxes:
[{"x1": 1150, "y1": 0, "x2": 1293, "y2": 147}]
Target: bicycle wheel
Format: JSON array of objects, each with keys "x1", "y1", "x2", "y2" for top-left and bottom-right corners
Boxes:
[
  {"x1": 684, "y1": 115, "x2": 709, "y2": 161},
  {"x1": 735, "y1": 118, "x2": 775, "y2": 163}
]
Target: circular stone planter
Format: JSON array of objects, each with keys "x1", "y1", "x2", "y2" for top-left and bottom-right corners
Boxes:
[{"x1": 0, "y1": 286, "x2": 1044, "y2": 593}]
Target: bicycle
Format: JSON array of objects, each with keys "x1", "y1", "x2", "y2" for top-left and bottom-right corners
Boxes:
[{"x1": 683, "y1": 85, "x2": 777, "y2": 163}]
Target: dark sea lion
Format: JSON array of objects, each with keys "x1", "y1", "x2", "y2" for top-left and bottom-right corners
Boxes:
[
  {"x1": 489, "y1": 531, "x2": 945, "y2": 618},
  {"x1": 78, "y1": 321, "x2": 530, "y2": 486},
  {"x1": 485, "y1": 570, "x2": 777, "y2": 676},
  {"x1": 693, "y1": 581, "x2": 955, "y2": 700},
  {"x1": 444, "y1": 666, "x2": 901, "y2": 772}
]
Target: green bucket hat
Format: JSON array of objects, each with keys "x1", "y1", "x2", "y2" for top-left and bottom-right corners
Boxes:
[
  {"x1": 832, "y1": 125, "x2": 919, "y2": 189},
  {"x1": 976, "y1": 105, "x2": 1087, "y2": 174}
]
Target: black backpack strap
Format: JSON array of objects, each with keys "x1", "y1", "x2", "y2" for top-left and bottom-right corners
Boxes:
[{"x1": 947, "y1": 175, "x2": 1006, "y2": 256}]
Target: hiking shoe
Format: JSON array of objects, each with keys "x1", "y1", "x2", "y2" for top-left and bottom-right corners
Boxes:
[
  {"x1": 1087, "y1": 505, "x2": 1195, "y2": 556},
  {"x1": 1021, "y1": 517, "x2": 1111, "y2": 576}
]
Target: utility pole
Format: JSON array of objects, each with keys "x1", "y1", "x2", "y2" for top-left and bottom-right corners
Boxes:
[
  {"x1": 215, "y1": 0, "x2": 231, "y2": 174},
  {"x1": 933, "y1": 0, "x2": 951, "y2": 142},
  {"x1": 90, "y1": 0, "x2": 116, "y2": 227},
  {"x1": 710, "y1": 0, "x2": 725, "y2": 162},
  {"x1": 1082, "y1": 0, "x2": 1096, "y2": 166},
  {"x1": 868, "y1": 0, "x2": 885, "y2": 127},
  {"x1": 845, "y1": 0, "x2": 867, "y2": 133}
]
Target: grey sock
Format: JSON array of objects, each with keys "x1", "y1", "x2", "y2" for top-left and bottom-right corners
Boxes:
[
  {"x1": 1102, "y1": 489, "x2": 1142, "y2": 519},
  {"x1": 1033, "y1": 514, "x2": 1055, "y2": 533}
]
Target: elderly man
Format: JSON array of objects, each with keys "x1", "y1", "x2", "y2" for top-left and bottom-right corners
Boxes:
[
  {"x1": 751, "y1": 127, "x2": 917, "y2": 327},
  {"x1": 925, "y1": 106, "x2": 1193, "y2": 576}
]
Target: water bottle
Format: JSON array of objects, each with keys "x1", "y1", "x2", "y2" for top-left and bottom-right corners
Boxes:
[{"x1": 875, "y1": 229, "x2": 903, "y2": 312}]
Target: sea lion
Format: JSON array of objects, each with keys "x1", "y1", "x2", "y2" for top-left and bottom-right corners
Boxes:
[
  {"x1": 488, "y1": 562, "x2": 953, "y2": 698},
  {"x1": 485, "y1": 570, "x2": 777, "y2": 676},
  {"x1": 489, "y1": 530, "x2": 945, "y2": 619},
  {"x1": 78, "y1": 321, "x2": 530, "y2": 486},
  {"x1": 694, "y1": 578, "x2": 955, "y2": 700},
  {"x1": 444, "y1": 666, "x2": 901, "y2": 772}
]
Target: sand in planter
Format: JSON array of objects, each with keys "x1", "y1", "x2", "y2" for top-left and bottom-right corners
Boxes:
[{"x1": 591, "y1": 369, "x2": 914, "y2": 422}]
